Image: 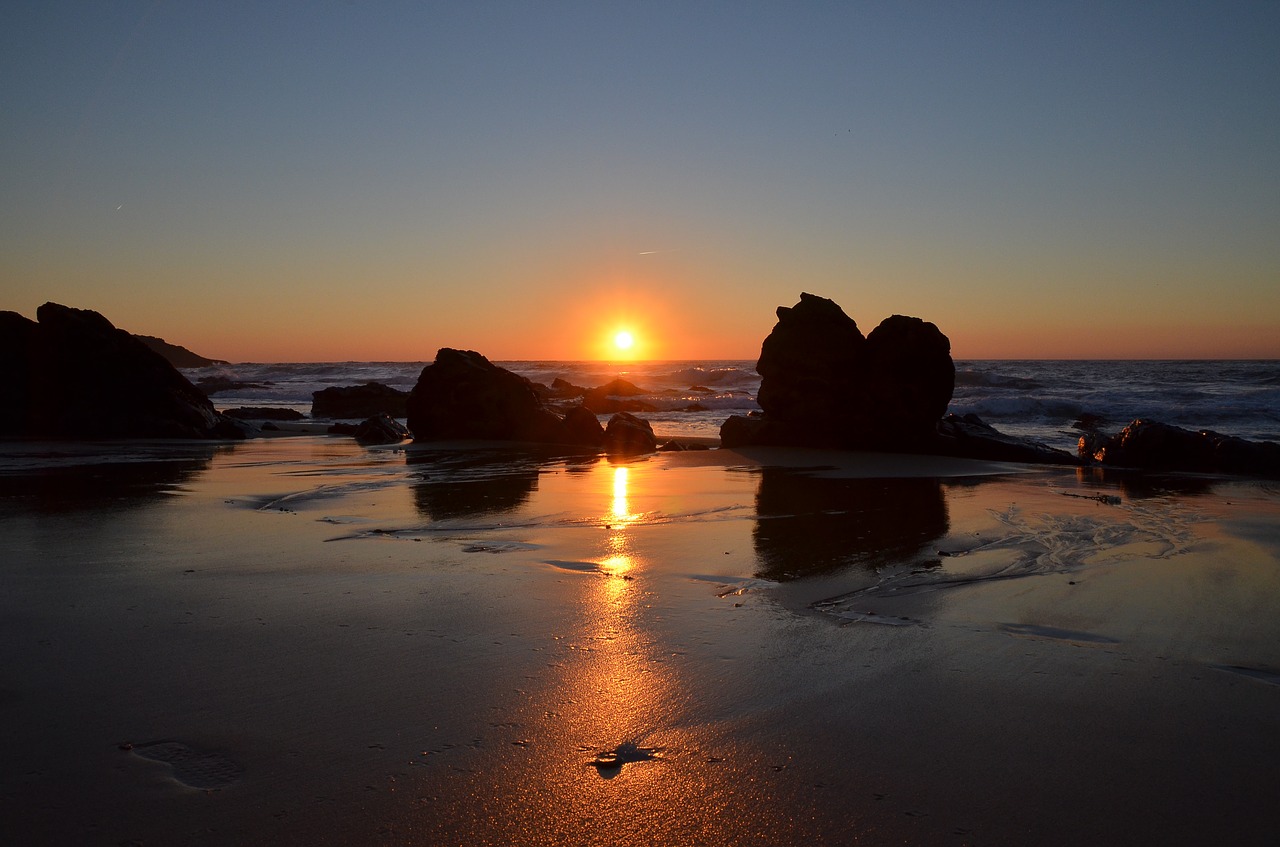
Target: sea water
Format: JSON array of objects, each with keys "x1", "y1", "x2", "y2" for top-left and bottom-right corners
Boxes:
[{"x1": 183, "y1": 359, "x2": 1280, "y2": 453}]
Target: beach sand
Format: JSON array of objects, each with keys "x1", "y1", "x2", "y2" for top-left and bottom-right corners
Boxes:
[{"x1": 2, "y1": 436, "x2": 1279, "y2": 845}]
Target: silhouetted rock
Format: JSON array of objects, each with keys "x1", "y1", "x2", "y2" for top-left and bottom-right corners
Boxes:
[
  {"x1": 744, "y1": 293, "x2": 954, "y2": 450},
  {"x1": 223, "y1": 407, "x2": 305, "y2": 421},
  {"x1": 132, "y1": 334, "x2": 227, "y2": 368},
  {"x1": 407, "y1": 348, "x2": 603, "y2": 448},
  {"x1": 581, "y1": 378, "x2": 658, "y2": 414},
  {"x1": 1083, "y1": 419, "x2": 1280, "y2": 477},
  {"x1": 603, "y1": 411, "x2": 657, "y2": 456},
  {"x1": 311, "y1": 381, "x2": 408, "y2": 418},
  {"x1": 937, "y1": 414, "x2": 1077, "y2": 465},
  {"x1": 562, "y1": 405, "x2": 606, "y2": 448},
  {"x1": 0, "y1": 303, "x2": 245, "y2": 440},
  {"x1": 544, "y1": 377, "x2": 589, "y2": 400},
  {"x1": 864, "y1": 314, "x2": 955, "y2": 445},
  {"x1": 353, "y1": 413, "x2": 411, "y2": 445}
]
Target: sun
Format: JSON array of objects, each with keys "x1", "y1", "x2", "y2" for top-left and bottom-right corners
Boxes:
[{"x1": 613, "y1": 330, "x2": 635, "y2": 351}]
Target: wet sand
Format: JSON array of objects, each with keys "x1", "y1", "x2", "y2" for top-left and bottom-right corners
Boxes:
[{"x1": 2, "y1": 436, "x2": 1279, "y2": 845}]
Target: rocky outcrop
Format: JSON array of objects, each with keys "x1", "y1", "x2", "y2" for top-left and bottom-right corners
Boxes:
[
  {"x1": 937, "y1": 414, "x2": 1077, "y2": 465},
  {"x1": 132, "y1": 335, "x2": 227, "y2": 368},
  {"x1": 0, "y1": 303, "x2": 246, "y2": 439},
  {"x1": 311, "y1": 382, "x2": 408, "y2": 418},
  {"x1": 1082, "y1": 419, "x2": 1280, "y2": 477},
  {"x1": 407, "y1": 348, "x2": 611, "y2": 449},
  {"x1": 723, "y1": 293, "x2": 954, "y2": 450}
]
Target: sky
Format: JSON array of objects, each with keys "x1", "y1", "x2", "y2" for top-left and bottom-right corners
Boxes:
[{"x1": 3, "y1": 1, "x2": 1278, "y2": 362}]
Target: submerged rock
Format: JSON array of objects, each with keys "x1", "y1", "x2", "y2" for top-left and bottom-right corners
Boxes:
[
  {"x1": 223, "y1": 407, "x2": 305, "y2": 421},
  {"x1": 0, "y1": 303, "x2": 245, "y2": 439}
]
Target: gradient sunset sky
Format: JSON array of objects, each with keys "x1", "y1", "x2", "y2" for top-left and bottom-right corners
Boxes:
[{"x1": 4, "y1": 2, "x2": 1278, "y2": 361}]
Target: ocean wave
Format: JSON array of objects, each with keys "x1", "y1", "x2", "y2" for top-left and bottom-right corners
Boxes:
[{"x1": 954, "y1": 369, "x2": 1044, "y2": 390}]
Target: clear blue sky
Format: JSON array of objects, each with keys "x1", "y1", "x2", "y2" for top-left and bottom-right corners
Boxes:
[{"x1": 3, "y1": 1, "x2": 1278, "y2": 360}]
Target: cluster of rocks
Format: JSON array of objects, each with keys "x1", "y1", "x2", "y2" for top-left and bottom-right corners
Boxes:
[
  {"x1": 6, "y1": 297, "x2": 1276, "y2": 477},
  {"x1": 406, "y1": 348, "x2": 656, "y2": 455}
]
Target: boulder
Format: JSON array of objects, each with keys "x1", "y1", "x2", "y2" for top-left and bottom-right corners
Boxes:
[
  {"x1": 604, "y1": 412, "x2": 657, "y2": 456},
  {"x1": 746, "y1": 293, "x2": 954, "y2": 450},
  {"x1": 406, "y1": 348, "x2": 602, "y2": 449},
  {"x1": 353, "y1": 413, "x2": 412, "y2": 445},
  {"x1": 1084, "y1": 419, "x2": 1280, "y2": 477},
  {"x1": 0, "y1": 303, "x2": 245, "y2": 440},
  {"x1": 562, "y1": 404, "x2": 606, "y2": 448},
  {"x1": 311, "y1": 381, "x2": 409, "y2": 418}
]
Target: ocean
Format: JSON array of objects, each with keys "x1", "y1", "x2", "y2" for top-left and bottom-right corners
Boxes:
[{"x1": 184, "y1": 359, "x2": 1280, "y2": 453}]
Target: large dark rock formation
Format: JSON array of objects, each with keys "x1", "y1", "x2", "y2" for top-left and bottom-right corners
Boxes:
[
  {"x1": 0, "y1": 303, "x2": 246, "y2": 439},
  {"x1": 406, "y1": 348, "x2": 609, "y2": 449},
  {"x1": 311, "y1": 382, "x2": 409, "y2": 418},
  {"x1": 1081, "y1": 419, "x2": 1280, "y2": 477},
  {"x1": 724, "y1": 293, "x2": 954, "y2": 450}
]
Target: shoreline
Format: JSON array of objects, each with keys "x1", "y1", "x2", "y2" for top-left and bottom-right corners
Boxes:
[{"x1": 2, "y1": 437, "x2": 1279, "y2": 845}]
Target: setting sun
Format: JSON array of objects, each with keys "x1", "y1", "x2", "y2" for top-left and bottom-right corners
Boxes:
[{"x1": 614, "y1": 331, "x2": 635, "y2": 351}]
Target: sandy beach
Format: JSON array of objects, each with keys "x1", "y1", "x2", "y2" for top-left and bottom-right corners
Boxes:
[{"x1": 3, "y1": 435, "x2": 1279, "y2": 845}]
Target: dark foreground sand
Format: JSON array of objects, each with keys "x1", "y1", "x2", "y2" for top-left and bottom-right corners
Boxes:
[{"x1": 2, "y1": 436, "x2": 1278, "y2": 845}]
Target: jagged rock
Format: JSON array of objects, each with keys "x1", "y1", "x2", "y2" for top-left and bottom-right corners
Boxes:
[
  {"x1": 0, "y1": 303, "x2": 245, "y2": 439},
  {"x1": 746, "y1": 293, "x2": 954, "y2": 449},
  {"x1": 1084, "y1": 419, "x2": 1280, "y2": 477},
  {"x1": 312, "y1": 381, "x2": 408, "y2": 418},
  {"x1": 604, "y1": 412, "x2": 657, "y2": 455},
  {"x1": 406, "y1": 349, "x2": 601, "y2": 448},
  {"x1": 132, "y1": 334, "x2": 227, "y2": 368},
  {"x1": 223, "y1": 407, "x2": 304, "y2": 421},
  {"x1": 353, "y1": 413, "x2": 411, "y2": 445},
  {"x1": 936, "y1": 414, "x2": 1078, "y2": 465}
]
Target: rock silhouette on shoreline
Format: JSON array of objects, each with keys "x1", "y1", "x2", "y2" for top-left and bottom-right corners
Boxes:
[
  {"x1": 1079, "y1": 418, "x2": 1280, "y2": 477},
  {"x1": 722, "y1": 292, "x2": 956, "y2": 451},
  {"x1": 1, "y1": 303, "x2": 247, "y2": 440}
]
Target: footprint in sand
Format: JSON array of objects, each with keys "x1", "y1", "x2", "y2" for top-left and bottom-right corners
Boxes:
[{"x1": 128, "y1": 740, "x2": 243, "y2": 790}]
